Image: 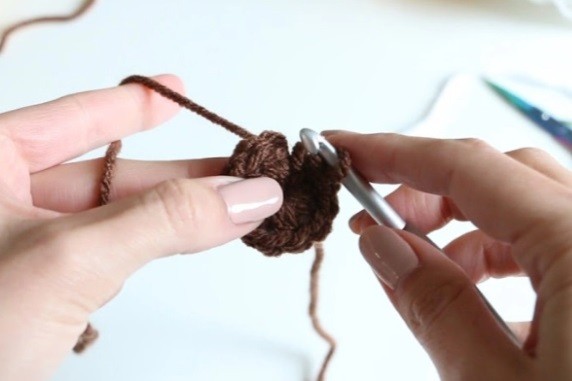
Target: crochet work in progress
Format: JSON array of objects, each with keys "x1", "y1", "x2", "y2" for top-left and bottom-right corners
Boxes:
[
  {"x1": 78, "y1": 76, "x2": 352, "y2": 381},
  {"x1": 0, "y1": 2, "x2": 352, "y2": 379}
]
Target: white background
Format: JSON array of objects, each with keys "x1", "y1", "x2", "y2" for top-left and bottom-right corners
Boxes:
[{"x1": 1, "y1": 1, "x2": 571, "y2": 380}]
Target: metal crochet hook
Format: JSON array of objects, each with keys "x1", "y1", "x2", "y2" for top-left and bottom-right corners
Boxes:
[
  {"x1": 299, "y1": 128, "x2": 519, "y2": 344},
  {"x1": 300, "y1": 128, "x2": 405, "y2": 229}
]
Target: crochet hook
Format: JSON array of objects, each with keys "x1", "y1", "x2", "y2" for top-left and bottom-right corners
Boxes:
[
  {"x1": 299, "y1": 128, "x2": 405, "y2": 229},
  {"x1": 299, "y1": 128, "x2": 520, "y2": 345}
]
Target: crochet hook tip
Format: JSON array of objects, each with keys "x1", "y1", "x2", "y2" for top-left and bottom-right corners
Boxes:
[
  {"x1": 299, "y1": 128, "x2": 340, "y2": 167},
  {"x1": 299, "y1": 128, "x2": 406, "y2": 229},
  {"x1": 299, "y1": 128, "x2": 321, "y2": 154}
]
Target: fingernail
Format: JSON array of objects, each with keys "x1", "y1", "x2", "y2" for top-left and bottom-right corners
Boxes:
[
  {"x1": 349, "y1": 212, "x2": 363, "y2": 234},
  {"x1": 321, "y1": 129, "x2": 353, "y2": 137},
  {"x1": 359, "y1": 226, "x2": 419, "y2": 289},
  {"x1": 218, "y1": 177, "x2": 283, "y2": 224}
]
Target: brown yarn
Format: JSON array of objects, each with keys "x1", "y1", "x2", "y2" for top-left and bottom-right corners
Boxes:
[
  {"x1": 226, "y1": 131, "x2": 349, "y2": 256},
  {"x1": 0, "y1": 0, "x2": 346, "y2": 376},
  {"x1": 120, "y1": 75, "x2": 351, "y2": 257},
  {"x1": 72, "y1": 140, "x2": 122, "y2": 353},
  {"x1": 310, "y1": 242, "x2": 337, "y2": 381},
  {"x1": 99, "y1": 141, "x2": 122, "y2": 206},
  {"x1": 73, "y1": 323, "x2": 98, "y2": 353},
  {"x1": 0, "y1": 0, "x2": 96, "y2": 53},
  {"x1": 119, "y1": 76, "x2": 253, "y2": 140},
  {"x1": 75, "y1": 75, "x2": 349, "y2": 380}
]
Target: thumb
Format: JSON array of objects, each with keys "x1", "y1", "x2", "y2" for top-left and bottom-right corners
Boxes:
[
  {"x1": 359, "y1": 226, "x2": 525, "y2": 378},
  {"x1": 0, "y1": 176, "x2": 281, "y2": 380},
  {"x1": 35, "y1": 176, "x2": 282, "y2": 308}
]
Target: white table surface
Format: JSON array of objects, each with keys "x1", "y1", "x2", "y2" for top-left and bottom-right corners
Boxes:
[{"x1": 1, "y1": 1, "x2": 571, "y2": 380}]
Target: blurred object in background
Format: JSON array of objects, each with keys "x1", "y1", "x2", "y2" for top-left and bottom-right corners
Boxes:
[
  {"x1": 483, "y1": 36, "x2": 572, "y2": 126},
  {"x1": 0, "y1": 0, "x2": 86, "y2": 52},
  {"x1": 529, "y1": 0, "x2": 572, "y2": 20}
]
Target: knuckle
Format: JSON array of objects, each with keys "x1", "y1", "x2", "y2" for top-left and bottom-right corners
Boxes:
[
  {"x1": 146, "y1": 179, "x2": 215, "y2": 234},
  {"x1": 512, "y1": 146, "x2": 544, "y2": 157},
  {"x1": 510, "y1": 146, "x2": 552, "y2": 163},
  {"x1": 455, "y1": 137, "x2": 490, "y2": 151},
  {"x1": 438, "y1": 138, "x2": 494, "y2": 195},
  {"x1": 59, "y1": 94, "x2": 91, "y2": 128},
  {"x1": 402, "y1": 277, "x2": 468, "y2": 339}
]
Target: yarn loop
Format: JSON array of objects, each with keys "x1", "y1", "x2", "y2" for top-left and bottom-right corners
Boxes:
[
  {"x1": 226, "y1": 130, "x2": 350, "y2": 256},
  {"x1": 77, "y1": 76, "x2": 347, "y2": 381}
]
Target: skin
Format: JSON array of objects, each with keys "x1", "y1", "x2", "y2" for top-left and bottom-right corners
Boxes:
[
  {"x1": 327, "y1": 131, "x2": 572, "y2": 380},
  {"x1": 0, "y1": 75, "x2": 276, "y2": 381},
  {"x1": 2, "y1": 75, "x2": 571, "y2": 380}
]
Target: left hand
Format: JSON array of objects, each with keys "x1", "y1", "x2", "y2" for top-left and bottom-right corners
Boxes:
[{"x1": 0, "y1": 75, "x2": 282, "y2": 381}]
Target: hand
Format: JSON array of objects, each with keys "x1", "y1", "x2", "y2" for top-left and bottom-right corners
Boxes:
[
  {"x1": 327, "y1": 131, "x2": 572, "y2": 380},
  {"x1": 0, "y1": 75, "x2": 283, "y2": 381}
]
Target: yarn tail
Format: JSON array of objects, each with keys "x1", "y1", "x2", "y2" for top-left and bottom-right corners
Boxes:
[
  {"x1": 73, "y1": 140, "x2": 122, "y2": 353},
  {"x1": 73, "y1": 323, "x2": 99, "y2": 353},
  {"x1": 309, "y1": 242, "x2": 336, "y2": 381},
  {"x1": 0, "y1": 0, "x2": 96, "y2": 53}
]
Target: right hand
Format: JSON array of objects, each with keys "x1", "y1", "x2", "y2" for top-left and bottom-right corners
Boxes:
[{"x1": 327, "y1": 131, "x2": 572, "y2": 380}]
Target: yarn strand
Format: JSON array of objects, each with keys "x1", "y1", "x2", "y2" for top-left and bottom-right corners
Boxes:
[
  {"x1": 99, "y1": 141, "x2": 122, "y2": 206},
  {"x1": 120, "y1": 76, "x2": 254, "y2": 140},
  {"x1": 0, "y1": 0, "x2": 96, "y2": 53},
  {"x1": 1, "y1": 0, "x2": 345, "y2": 375},
  {"x1": 76, "y1": 75, "x2": 347, "y2": 381},
  {"x1": 73, "y1": 140, "x2": 123, "y2": 352},
  {"x1": 309, "y1": 242, "x2": 336, "y2": 381},
  {"x1": 73, "y1": 323, "x2": 98, "y2": 354}
]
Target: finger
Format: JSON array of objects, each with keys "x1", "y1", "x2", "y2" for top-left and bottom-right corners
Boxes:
[
  {"x1": 507, "y1": 321, "x2": 531, "y2": 345},
  {"x1": 359, "y1": 225, "x2": 528, "y2": 377},
  {"x1": 349, "y1": 147, "x2": 570, "y2": 235},
  {"x1": 0, "y1": 74, "x2": 183, "y2": 173},
  {"x1": 349, "y1": 199, "x2": 522, "y2": 283},
  {"x1": 31, "y1": 157, "x2": 227, "y2": 212},
  {"x1": 0, "y1": 134, "x2": 30, "y2": 203},
  {"x1": 329, "y1": 133, "x2": 569, "y2": 242},
  {"x1": 25, "y1": 176, "x2": 282, "y2": 310},
  {"x1": 443, "y1": 230, "x2": 523, "y2": 283},
  {"x1": 328, "y1": 133, "x2": 572, "y2": 289},
  {"x1": 507, "y1": 147, "x2": 572, "y2": 187},
  {"x1": 349, "y1": 185, "x2": 465, "y2": 235},
  {"x1": 505, "y1": 148, "x2": 572, "y2": 368},
  {"x1": 351, "y1": 219, "x2": 523, "y2": 283}
]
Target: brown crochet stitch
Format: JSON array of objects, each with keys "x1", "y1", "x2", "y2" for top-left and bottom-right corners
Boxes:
[
  {"x1": 114, "y1": 75, "x2": 350, "y2": 256},
  {"x1": 0, "y1": 0, "x2": 96, "y2": 53},
  {"x1": 76, "y1": 75, "x2": 350, "y2": 380},
  {"x1": 226, "y1": 131, "x2": 349, "y2": 255}
]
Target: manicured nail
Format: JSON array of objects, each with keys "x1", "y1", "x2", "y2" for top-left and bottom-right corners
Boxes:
[
  {"x1": 348, "y1": 212, "x2": 363, "y2": 234},
  {"x1": 359, "y1": 226, "x2": 419, "y2": 289},
  {"x1": 218, "y1": 177, "x2": 283, "y2": 224},
  {"x1": 321, "y1": 130, "x2": 353, "y2": 137}
]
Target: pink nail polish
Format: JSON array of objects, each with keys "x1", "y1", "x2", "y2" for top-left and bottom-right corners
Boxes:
[
  {"x1": 349, "y1": 212, "x2": 363, "y2": 234},
  {"x1": 359, "y1": 226, "x2": 419, "y2": 289},
  {"x1": 218, "y1": 177, "x2": 283, "y2": 224}
]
